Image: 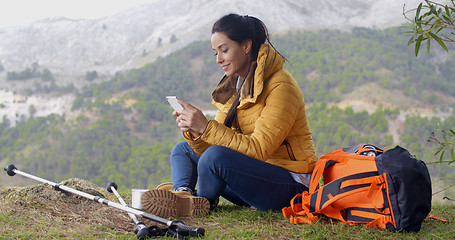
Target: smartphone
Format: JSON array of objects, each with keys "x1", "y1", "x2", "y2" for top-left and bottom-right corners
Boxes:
[{"x1": 166, "y1": 96, "x2": 184, "y2": 111}]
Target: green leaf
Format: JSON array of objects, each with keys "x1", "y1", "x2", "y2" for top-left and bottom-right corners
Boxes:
[
  {"x1": 416, "y1": 3, "x2": 423, "y2": 19},
  {"x1": 451, "y1": 149, "x2": 455, "y2": 161},
  {"x1": 434, "y1": 148, "x2": 442, "y2": 156},
  {"x1": 439, "y1": 151, "x2": 444, "y2": 162},
  {"x1": 415, "y1": 35, "x2": 424, "y2": 56},
  {"x1": 430, "y1": 5, "x2": 436, "y2": 14},
  {"x1": 416, "y1": 16, "x2": 423, "y2": 29},
  {"x1": 428, "y1": 32, "x2": 449, "y2": 52},
  {"x1": 449, "y1": 129, "x2": 455, "y2": 136},
  {"x1": 407, "y1": 37, "x2": 415, "y2": 46},
  {"x1": 435, "y1": 27, "x2": 444, "y2": 34}
]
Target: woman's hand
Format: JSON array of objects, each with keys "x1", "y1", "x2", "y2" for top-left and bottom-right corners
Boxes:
[{"x1": 173, "y1": 99, "x2": 209, "y2": 138}]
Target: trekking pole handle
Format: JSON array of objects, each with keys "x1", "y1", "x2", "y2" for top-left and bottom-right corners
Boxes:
[
  {"x1": 5, "y1": 164, "x2": 17, "y2": 176},
  {"x1": 106, "y1": 182, "x2": 128, "y2": 206},
  {"x1": 169, "y1": 220, "x2": 205, "y2": 237},
  {"x1": 106, "y1": 182, "x2": 140, "y2": 222}
]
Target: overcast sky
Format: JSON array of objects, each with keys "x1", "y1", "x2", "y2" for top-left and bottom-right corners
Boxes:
[{"x1": 0, "y1": 0, "x2": 154, "y2": 28}]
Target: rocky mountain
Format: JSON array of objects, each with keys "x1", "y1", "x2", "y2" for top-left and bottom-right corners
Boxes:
[
  {"x1": 0, "y1": 0, "x2": 423, "y2": 124},
  {"x1": 0, "y1": 0, "x2": 421, "y2": 76}
]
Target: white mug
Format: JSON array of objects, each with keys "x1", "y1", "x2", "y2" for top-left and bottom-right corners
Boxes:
[{"x1": 131, "y1": 189, "x2": 149, "y2": 209}]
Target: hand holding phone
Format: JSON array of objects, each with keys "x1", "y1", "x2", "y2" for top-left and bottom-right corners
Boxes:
[{"x1": 166, "y1": 96, "x2": 184, "y2": 111}]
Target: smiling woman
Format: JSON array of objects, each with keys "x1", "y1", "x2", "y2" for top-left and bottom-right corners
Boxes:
[
  {"x1": 0, "y1": 0, "x2": 153, "y2": 28},
  {"x1": 141, "y1": 13, "x2": 317, "y2": 219}
]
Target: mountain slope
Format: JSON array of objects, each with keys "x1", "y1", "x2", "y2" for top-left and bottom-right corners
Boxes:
[
  {"x1": 0, "y1": 0, "x2": 425, "y2": 125},
  {"x1": 0, "y1": 0, "x2": 421, "y2": 77}
]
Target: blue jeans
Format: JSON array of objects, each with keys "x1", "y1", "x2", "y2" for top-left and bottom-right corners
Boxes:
[{"x1": 170, "y1": 141, "x2": 308, "y2": 211}]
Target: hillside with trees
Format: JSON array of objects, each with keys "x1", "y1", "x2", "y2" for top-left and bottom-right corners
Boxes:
[{"x1": 1, "y1": 26, "x2": 454, "y2": 200}]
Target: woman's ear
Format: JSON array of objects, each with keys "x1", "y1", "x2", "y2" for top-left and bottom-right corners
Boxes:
[{"x1": 243, "y1": 39, "x2": 253, "y2": 54}]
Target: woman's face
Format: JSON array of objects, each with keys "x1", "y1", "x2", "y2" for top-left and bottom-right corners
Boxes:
[{"x1": 211, "y1": 31, "x2": 251, "y2": 77}]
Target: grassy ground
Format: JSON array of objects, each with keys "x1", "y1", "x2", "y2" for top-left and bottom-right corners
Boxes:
[
  {"x1": 0, "y1": 185, "x2": 453, "y2": 240},
  {"x1": 0, "y1": 178, "x2": 453, "y2": 239},
  {"x1": 188, "y1": 203, "x2": 454, "y2": 240}
]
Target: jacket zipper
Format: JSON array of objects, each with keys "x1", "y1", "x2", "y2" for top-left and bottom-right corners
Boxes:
[{"x1": 283, "y1": 140, "x2": 296, "y2": 161}]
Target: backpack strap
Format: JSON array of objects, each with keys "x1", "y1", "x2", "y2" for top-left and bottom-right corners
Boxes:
[
  {"x1": 309, "y1": 157, "x2": 337, "y2": 193},
  {"x1": 366, "y1": 215, "x2": 393, "y2": 229},
  {"x1": 365, "y1": 173, "x2": 386, "y2": 197},
  {"x1": 282, "y1": 192, "x2": 319, "y2": 224},
  {"x1": 282, "y1": 193, "x2": 304, "y2": 218},
  {"x1": 426, "y1": 214, "x2": 449, "y2": 223},
  {"x1": 340, "y1": 175, "x2": 380, "y2": 190}
]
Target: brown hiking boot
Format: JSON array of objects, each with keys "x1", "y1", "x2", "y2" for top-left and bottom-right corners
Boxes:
[
  {"x1": 156, "y1": 182, "x2": 199, "y2": 195},
  {"x1": 141, "y1": 189, "x2": 210, "y2": 218},
  {"x1": 155, "y1": 182, "x2": 173, "y2": 191}
]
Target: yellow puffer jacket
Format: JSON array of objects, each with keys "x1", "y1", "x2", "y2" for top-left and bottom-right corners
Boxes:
[{"x1": 184, "y1": 44, "x2": 316, "y2": 173}]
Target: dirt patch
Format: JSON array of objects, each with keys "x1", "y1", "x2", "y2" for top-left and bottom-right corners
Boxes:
[
  {"x1": 305, "y1": 70, "x2": 319, "y2": 82},
  {"x1": 0, "y1": 178, "x2": 134, "y2": 234}
]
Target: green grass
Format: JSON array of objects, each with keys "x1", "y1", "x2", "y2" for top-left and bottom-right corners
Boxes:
[
  {"x1": 181, "y1": 203, "x2": 455, "y2": 240},
  {"x1": 0, "y1": 187, "x2": 453, "y2": 239}
]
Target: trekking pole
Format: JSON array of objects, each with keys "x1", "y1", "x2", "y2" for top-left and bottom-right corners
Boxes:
[
  {"x1": 106, "y1": 182, "x2": 154, "y2": 240},
  {"x1": 4, "y1": 164, "x2": 205, "y2": 238}
]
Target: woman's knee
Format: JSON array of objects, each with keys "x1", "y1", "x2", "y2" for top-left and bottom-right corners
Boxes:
[
  {"x1": 171, "y1": 141, "x2": 190, "y2": 155},
  {"x1": 203, "y1": 145, "x2": 229, "y2": 157},
  {"x1": 198, "y1": 145, "x2": 230, "y2": 168},
  {"x1": 170, "y1": 141, "x2": 194, "y2": 166}
]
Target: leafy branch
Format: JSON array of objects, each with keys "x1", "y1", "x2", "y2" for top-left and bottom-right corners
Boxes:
[
  {"x1": 428, "y1": 129, "x2": 455, "y2": 164},
  {"x1": 403, "y1": 0, "x2": 455, "y2": 56},
  {"x1": 404, "y1": 1, "x2": 455, "y2": 165}
]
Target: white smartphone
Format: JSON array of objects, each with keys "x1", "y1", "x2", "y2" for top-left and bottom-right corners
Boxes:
[{"x1": 166, "y1": 96, "x2": 184, "y2": 111}]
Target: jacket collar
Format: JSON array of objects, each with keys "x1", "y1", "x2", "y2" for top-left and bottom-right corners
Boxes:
[{"x1": 211, "y1": 61, "x2": 257, "y2": 104}]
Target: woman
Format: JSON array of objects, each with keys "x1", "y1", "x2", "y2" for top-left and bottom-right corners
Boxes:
[{"x1": 141, "y1": 13, "x2": 317, "y2": 217}]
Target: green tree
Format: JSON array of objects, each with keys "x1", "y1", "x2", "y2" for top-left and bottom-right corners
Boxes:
[
  {"x1": 85, "y1": 70, "x2": 98, "y2": 81},
  {"x1": 41, "y1": 68, "x2": 55, "y2": 81}
]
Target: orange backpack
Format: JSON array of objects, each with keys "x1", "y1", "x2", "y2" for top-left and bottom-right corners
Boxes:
[{"x1": 282, "y1": 144, "x2": 446, "y2": 232}]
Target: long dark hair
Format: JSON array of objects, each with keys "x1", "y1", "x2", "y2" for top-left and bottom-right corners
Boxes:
[
  {"x1": 212, "y1": 14, "x2": 285, "y2": 128},
  {"x1": 212, "y1": 13, "x2": 280, "y2": 61}
]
